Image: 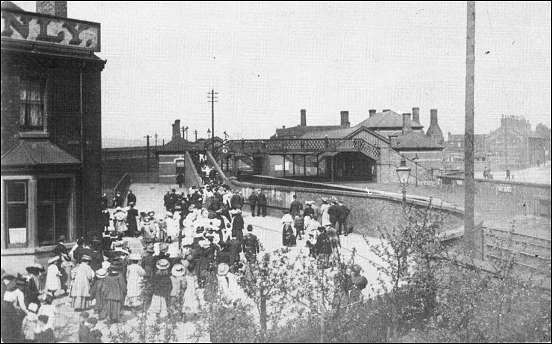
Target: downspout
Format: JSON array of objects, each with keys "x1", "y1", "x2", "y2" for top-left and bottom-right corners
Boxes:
[{"x1": 80, "y1": 62, "x2": 86, "y2": 239}]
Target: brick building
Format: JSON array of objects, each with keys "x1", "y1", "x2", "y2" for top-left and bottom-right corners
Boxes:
[
  {"x1": 444, "y1": 115, "x2": 547, "y2": 171},
  {"x1": 228, "y1": 107, "x2": 445, "y2": 183},
  {"x1": 1, "y1": 1, "x2": 104, "y2": 264}
]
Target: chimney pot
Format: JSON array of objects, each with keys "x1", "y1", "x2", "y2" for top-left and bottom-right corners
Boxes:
[
  {"x1": 36, "y1": 1, "x2": 67, "y2": 17},
  {"x1": 369, "y1": 109, "x2": 376, "y2": 118},
  {"x1": 300, "y1": 109, "x2": 307, "y2": 127},
  {"x1": 402, "y1": 113, "x2": 412, "y2": 134},
  {"x1": 340, "y1": 111, "x2": 350, "y2": 128},
  {"x1": 412, "y1": 107, "x2": 420, "y2": 124}
]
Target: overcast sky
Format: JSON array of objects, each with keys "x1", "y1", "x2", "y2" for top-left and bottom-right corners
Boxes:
[{"x1": 15, "y1": 1, "x2": 552, "y2": 145}]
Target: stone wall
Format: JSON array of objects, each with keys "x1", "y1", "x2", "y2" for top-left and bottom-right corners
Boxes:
[{"x1": 232, "y1": 180, "x2": 464, "y2": 236}]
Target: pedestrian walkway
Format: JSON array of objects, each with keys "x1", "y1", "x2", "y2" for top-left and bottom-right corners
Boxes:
[{"x1": 130, "y1": 183, "x2": 391, "y2": 297}]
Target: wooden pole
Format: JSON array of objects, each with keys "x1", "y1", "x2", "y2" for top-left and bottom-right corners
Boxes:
[{"x1": 464, "y1": 0, "x2": 476, "y2": 256}]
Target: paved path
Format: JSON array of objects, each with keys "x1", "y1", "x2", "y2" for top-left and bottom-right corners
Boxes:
[{"x1": 130, "y1": 183, "x2": 391, "y2": 297}]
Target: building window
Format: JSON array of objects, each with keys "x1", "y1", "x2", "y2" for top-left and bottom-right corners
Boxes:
[
  {"x1": 37, "y1": 178, "x2": 71, "y2": 246},
  {"x1": 5, "y1": 180, "x2": 28, "y2": 248},
  {"x1": 19, "y1": 78, "x2": 45, "y2": 131}
]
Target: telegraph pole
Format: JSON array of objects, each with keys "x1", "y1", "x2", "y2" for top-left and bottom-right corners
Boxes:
[
  {"x1": 464, "y1": 1, "x2": 476, "y2": 256},
  {"x1": 194, "y1": 130, "x2": 198, "y2": 142},
  {"x1": 145, "y1": 134, "x2": 151, "y2": 179},
  {"x1": 154, "y1": 133, "x2": 158, "y2": 148},
  {"x1": 207, "y1": 89, "x2": 219, "y2": 154}
]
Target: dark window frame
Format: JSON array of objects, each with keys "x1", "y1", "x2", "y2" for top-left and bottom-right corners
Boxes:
[
  {"x1": 4, "y1": 180, "x2": 29, "y2": 248},
  {"x1": 19, "y1": 77, "x2": 46, "y2": 132}
]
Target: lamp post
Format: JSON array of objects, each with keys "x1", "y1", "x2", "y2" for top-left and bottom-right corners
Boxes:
[{"x1": 396, "y1": 156, "x2": 411, "y2": 207}]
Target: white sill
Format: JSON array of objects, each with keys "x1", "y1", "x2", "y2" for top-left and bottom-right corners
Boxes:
[
  {"x1": 1, "y1": 242, "x2": 74, "y2": 256},
  {"x1": 18, "y1": 131, "x2": 49, "y2": 139}
]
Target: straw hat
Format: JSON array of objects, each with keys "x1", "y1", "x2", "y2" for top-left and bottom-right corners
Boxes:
[
  {"x1": 128, "y1": 253, "x2": 141, "y2": 261},
  {"x1": 217, "y1": 263, "x2": 229, "y2": 276},
  {"x1": 28, "y1": 303, "x2": 39, "y2": 313},
  {"x1": 95, "y1": 268, "x2": 107, "y2": 279},
  {"x1": 145, "y1": 244, "x2": 155, "y2": 253},
  {"x1": 156, "y1": 259, "x2": 170, "y2": 270},
  {"x1": 81, "y1": 255, "x2": 92, "y2": 262},
  {"x1": 47, "y1": 256, "x2": 60, "y2": 264},
  {"x1": 171, "y1": 264, "x2": 186, "y2": 277}
]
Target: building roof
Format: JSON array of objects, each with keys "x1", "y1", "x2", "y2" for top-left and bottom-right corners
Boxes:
[
  {"x1": 1, "y1": 139, "x2": 80, "y2": 167},
  {"x1": 274, "y1": 125, "x2": 343, "y2": 139},
  {"x1": 392, "y1": 131, "x2": 444, "y2": 151},
  {"x1": 1, "y1": 1, "x2": 23, "y2": 11},
  {"x1": 356, "y1": 110, "x2": 423, "y2": 129},
  {"x1": 299, "y1": 126, "x2": 359, "y2": 139}
]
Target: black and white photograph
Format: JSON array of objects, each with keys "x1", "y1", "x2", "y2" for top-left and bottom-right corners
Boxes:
[{"x1": 1, "y1": 1, "x2": 550, "y2": 343}]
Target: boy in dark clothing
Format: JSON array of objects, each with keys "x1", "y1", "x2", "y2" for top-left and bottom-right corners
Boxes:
[
  {"x1": 78, "y1": 311, "x2": 90, "y2": 342},
  {"x1": 242, "y1": 225, "x2": 260, "y2": 264}
]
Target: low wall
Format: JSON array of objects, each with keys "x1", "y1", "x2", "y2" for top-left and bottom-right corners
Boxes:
[
  {"x1": 184, "y1": 151, "x2": 204, "y2": 187},
  {"x1": 438, "y1": 176, "x2": 551, "y2": 219},
  {"x1": 231, "y1": 179, "x2": 463, "y2": 236}
]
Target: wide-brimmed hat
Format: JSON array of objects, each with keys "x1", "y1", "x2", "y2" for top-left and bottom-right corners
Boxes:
[
  {"x1": 147, "y1": 211, "x2": 155, "y2": 217},
  {"x1": 16, "y1": 276, "x2": 27, "y2": 286},
  {"x1": 48, "y1": 256, "x2": 60, "y2": 264},
  {"x1": 351, "y1": 264, "x2": 362, "y2": 273},
  {"x1": 81, "y1": 255, "x2": 92, "y2": 262},
  {"x1": 156, "y1": 259, "x2": 170, "y2": 270},
  {"x1": 229, "y1": 209, "x2": 241, "y2": 215},
  {"x1": 26, "y1": 263, "x2": 44, "y2": 273},
  {"x1": 171, "y1": 264, "x2": 186, "y2": 277},
  {"x1": 146, "y1": 244, "x2": 155, "y2": 253},
  {"x1": 217, "y1": 263, "x2": 229, "y2": 276},
  {"x1": 166, "y1": 211, "x2": 173, "y2": 218},
  {"x1": 128, "y1": 253, "x2": 141, "y2": 261},
  {"x1": 28, "y1": 303, "x2": 39, "y2": 313},
  {"x1": 198, "y1": 239, "x2": 211, "y2": 248},
  {"x1": 128, "y1": 202, "x2": 135, "y2": 206},
  {"x1": 115, "y1": 207, "x2": 124, "y2": 212},
  {"x1": 114, "y1": 247, "x2": 130, "y2": 255},
  {"x1": 95, "y1": 268, "x2": 107, "y2": 279}
]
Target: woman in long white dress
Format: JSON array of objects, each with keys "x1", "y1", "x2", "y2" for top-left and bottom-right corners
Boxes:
[
  {"x1": 320, "y1": 199, "x2": 331, "y2": 227},
  {"x1": 125, "y1": 254, "x2": 145, "y2": 309},
  {"x1": 70, "y1": 255, "x2": 95, "y2": 310},
  {"x1": 181, "y1": 262, "x2": 200, "y2": 319}
]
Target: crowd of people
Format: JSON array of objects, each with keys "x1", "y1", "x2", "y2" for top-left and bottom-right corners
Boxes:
[{"x1": 1, "y1": 165, "x2": 367, "y2": 343}]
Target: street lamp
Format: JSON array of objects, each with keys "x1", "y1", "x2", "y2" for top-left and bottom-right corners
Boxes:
[{"x1": 396, "y1": 156, "x2": 411, "y2": 206}]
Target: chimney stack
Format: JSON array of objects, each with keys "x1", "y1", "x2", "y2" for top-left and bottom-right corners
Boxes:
[
  {"x1": 402, "y1": 113, "x2": 412, "y2": 134},
  {"x1": 300, "y1": 109, "x2": 307, "y2": 127},
  {"x1": 36, "y1": 1, "x2": 67, "y2": 17},
  {"x1": 430, "y1": 109, "x2": 438, "y2": 125},
  {"x1": 340, "y1": 111, "x2": 350, "y2": 128},
  {"x1": 412, "y1": 107, "x2": 420, "y2": 124},
  {"x1": 172, "y1": 120, "x2": 181, "y2": 140},
  {"x1": 426, "y1": 109, "x2": 444, "y2": 145},
  {"x1": 369, "y1": 109, "x2": 376, "y2": 118}
]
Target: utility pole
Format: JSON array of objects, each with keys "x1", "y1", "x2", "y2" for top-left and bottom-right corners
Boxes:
[
  {"x1": 194, "y1": 130, "x2": 198, "y2": 142},
  {"x1": 145, "y1": 134, "x2": 151, "y2": 179},
  {"x1": 464, "y1": 0, "x2": 476, "y2": 257},
  {"x1": 207, "y1": 89, "x2": 218, "y2": 155},
  {"x1": 154, "y1": 133, "x2": 158, "y2": 148}
]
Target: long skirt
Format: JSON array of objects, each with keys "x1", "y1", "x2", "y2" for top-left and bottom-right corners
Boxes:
[
  {"x1": 105, "y1": 300, "x2": 122, "y2": 322},
  {"x1": 72, "y1": 296, "x2": 89, "y2": 310},
  {"x1": 124, "y1": 295, "x2": 142, "y2": 308},
  {"x1": 148, "y1": 295, "x2": 168, "y2": 318},
  {"x1": 1, "y1": 302, "x2": 24, "y2": 343}
]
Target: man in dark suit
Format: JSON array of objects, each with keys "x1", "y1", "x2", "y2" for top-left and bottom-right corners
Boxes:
[
  {"x1": 127, "y1": 190, "x2": 137, "y2": 206},
  {"x1": 257, "y1": 190, "x2": 267, "y2": 217}
]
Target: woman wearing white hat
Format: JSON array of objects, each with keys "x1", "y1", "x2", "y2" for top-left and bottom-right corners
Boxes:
[
  {"x1": 169, "y1": 264, "x2": 187, "y2": 315},
  {"x1": 45, "y1": 256, "x2": 62, "y2": 296},
  {"x1": 70, "y1": 254, "x2": 95, "y2": 311},
  {"x1": 113, "y1": 207, "x2": 128, "y2": 234},
  {"x1": 125, "y1": 253, "x2": 145, "y2": 310},
  {"x1": 216, "y1": 263, "x2": 240, "y2": 303},
  {"x1": 148, "y1": 259, "x2": 172, "y2": 318}
]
